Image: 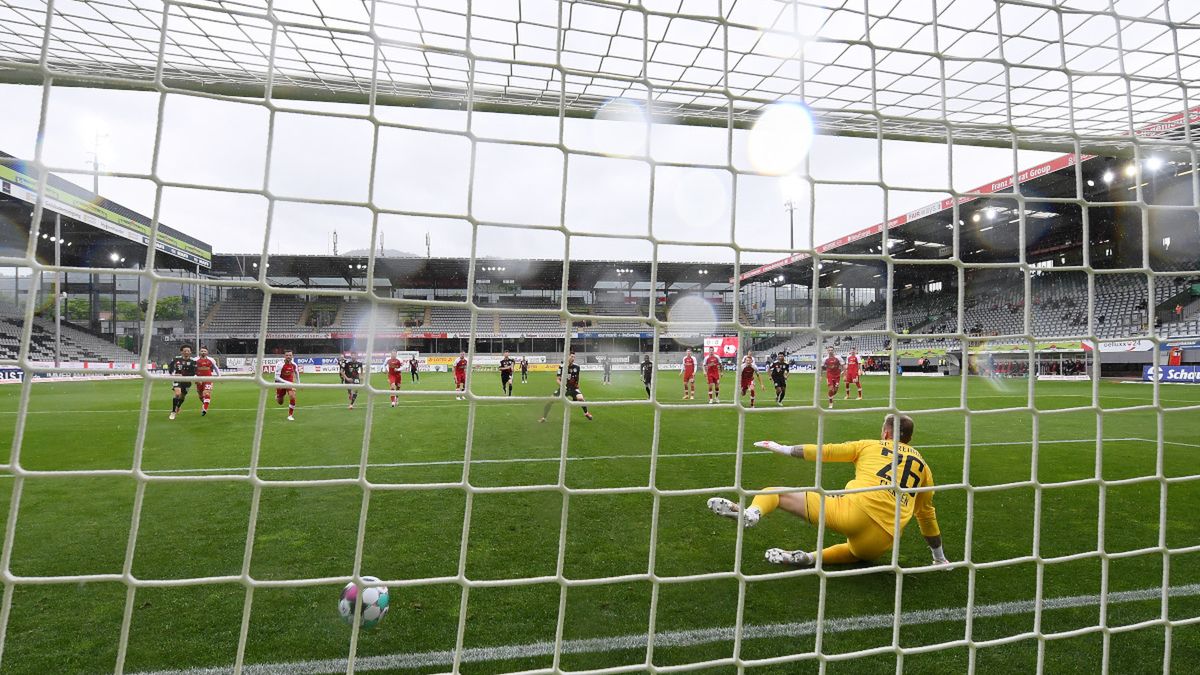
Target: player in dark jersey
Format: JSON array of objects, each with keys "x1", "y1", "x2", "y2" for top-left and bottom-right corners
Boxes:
[
  {"x1": 768, "y1": 352, "x2": 790, "y2": 406},
  {"x1": 602, "y1": 356, "x2": 612, "y2": 385},
  {"x1": 168, "y1": 345, "x2": 196, "y2": 420},
  {"x1": 499, "y1": 350, "x2": 515, "y2": 396},
  {"x1": 409, "y1": 355, "x2": 420, "y2": 382},
  {"x1": 194, "y1": 346, "x2": 220, "y2": 416},
  {"x1": 275, "y1": 350, "x2": 299, "y2": 420},
  {"x1": 341, "y1": 353, "x2": 364, "y2": 409},
  {"x1": 520, "y1": 356, "x2": 529, "y2": 383},
  {"x1": 822, "y1": 347, "x2": 842, "y2": 408},
  {"x1": 641, "y1": 354, "x2": 654, "y2": 398},
  {"x1": 539, "y1": 352, "x2": 592, "y2": 422}
]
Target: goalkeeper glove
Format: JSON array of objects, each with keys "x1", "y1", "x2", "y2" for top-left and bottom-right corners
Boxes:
[{"x1": 754, "y1": 440, "x2": 795, "y2": 456}]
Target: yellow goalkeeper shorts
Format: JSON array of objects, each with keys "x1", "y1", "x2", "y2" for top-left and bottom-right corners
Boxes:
[{"x1": 804, "y1": 492, "x2": 894, "y2": 561}]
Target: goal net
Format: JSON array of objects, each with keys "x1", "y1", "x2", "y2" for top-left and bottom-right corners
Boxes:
[{"x1": 0, "y1": 0, "x2": 1198, "y2": 673}]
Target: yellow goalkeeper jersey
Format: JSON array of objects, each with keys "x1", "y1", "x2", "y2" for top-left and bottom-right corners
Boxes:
[{"x1": 801, "y1": 439, "x2": 940, "y2": 538}]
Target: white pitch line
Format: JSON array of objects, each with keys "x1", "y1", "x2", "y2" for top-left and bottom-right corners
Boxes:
[
  {"x1": 131, "y1": 582, "x2": 1200, "y2": 675},
  {"x1": 0, "y1": 400, "x2": 535, "y2": 415},
  {"x1": 1141, "y1": 438, "x2": 1200, "y2": 448},
  {"x1": 2, "y1": 392, "x2": 1197, "y2": 415},
  {"x1": 97, "y1": 437, "x2": 1142, "y2": 476}
]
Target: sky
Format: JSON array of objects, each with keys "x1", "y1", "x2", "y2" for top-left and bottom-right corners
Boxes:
[{"x1": 0, "y1": 81, "x2": 1063, "y2": 266}]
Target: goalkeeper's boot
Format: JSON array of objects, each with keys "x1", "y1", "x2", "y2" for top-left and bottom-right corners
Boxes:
[
  {"x1": 706, "y1": 498, "x2": 760, "y2": 528},
  {"x1": 765, "y1": 548, "x2": 815, "y2": 567}
]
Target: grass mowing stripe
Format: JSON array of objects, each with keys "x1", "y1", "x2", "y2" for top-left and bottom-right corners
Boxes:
[
  {"x1": 2, "y1": 438, "x2": 1131, "y2": 477},
  {"x1": 131, "y1": 582, "x2": 1200, "y2": 675}
]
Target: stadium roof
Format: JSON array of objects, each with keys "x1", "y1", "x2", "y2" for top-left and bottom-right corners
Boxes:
[
  {"x1": 209, "y1": 253, "x2": 733, "y2": 292},
  {"x1": 739, "y1": 105, "x2": 1200, "y2": 285},
  {"x1": 0, "y1": 150, "x2": 213, "y2": 269}
]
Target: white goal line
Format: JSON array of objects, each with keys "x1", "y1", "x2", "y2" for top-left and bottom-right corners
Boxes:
[{"x1": 132, "y1": 582, "x2": 1200, "y2": 675}]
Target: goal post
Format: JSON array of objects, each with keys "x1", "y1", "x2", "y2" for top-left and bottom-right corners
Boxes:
[{"x1": 0, "y1": 1, "x2": 1197, "y2": 673}]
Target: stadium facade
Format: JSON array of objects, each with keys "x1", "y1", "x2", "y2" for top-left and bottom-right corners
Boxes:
[{"x1": 2, "y1": 140, "x2": 1198, "y2": 377}]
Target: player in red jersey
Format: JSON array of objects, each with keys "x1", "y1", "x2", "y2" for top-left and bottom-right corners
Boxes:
[
  {"x1": 738, "y1": 354, "x2": 762, "y2": 408},
  {"x1": 844, "y1": 346, "x2": 863, "y2": 400},
  {"x1": 194, "y1": 346, "x2": 221, "y2": 416},
  {"x1": 386, "y1": 349, "x2": 405, "y2": 407},
  {"x1": 704, "y1": 349, "x2": 722, "y2": 404},
  {"x1": 681, "y1": 348, "x2": 697, "y2": 400},
  {"x1": 274, "y1": 350, "x2": 299, "y2": 421},
  {"x1": 453, "y1": 351, "x2": 468, "y2": 400},
  {"x1": 822, "y1": 347, "x2": 842, "y2": 408}
]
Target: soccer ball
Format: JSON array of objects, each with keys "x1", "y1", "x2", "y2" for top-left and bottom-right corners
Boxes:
[{"x1": 338, "y1": 576, "x2": 390, "y2": 629}]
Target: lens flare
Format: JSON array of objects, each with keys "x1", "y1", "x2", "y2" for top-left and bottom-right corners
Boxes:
[
  {"x1": 591, "y1": 97, "x2": 651, "y2": 158},
  {"x1": 667, "y1": 294, "x2": 718, "y2": 347},
  {"x1": 747, "y1": 102, "x2": 815, "y2": 176}
]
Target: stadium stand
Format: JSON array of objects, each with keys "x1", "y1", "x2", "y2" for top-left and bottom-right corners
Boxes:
[
  {"x1": 0, "y1": 301, "x2": 140, "y2": 363},
  {"x1": 339, "y1": 299, "x2": 401, "y2": 333},
  {"x1": 426, "y1": 306, "x2": 489, "y2": 334},
  {"x1": 204, "y1": 290, "x2": 317, "y2": 335}
]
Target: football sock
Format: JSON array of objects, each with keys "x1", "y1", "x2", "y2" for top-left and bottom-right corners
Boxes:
[
  {"x1": 750, "y1": 489, "x2": 782, "y2": 516},
  {"x1": 202, "y1": 398, "x2": 210, "y2": 412},
  {"x1": 819, "y1": 543, "x2": 860, "y2": 565},
  {"x1": 172, "y1": 396, "x2": 181, "y2": 412}
]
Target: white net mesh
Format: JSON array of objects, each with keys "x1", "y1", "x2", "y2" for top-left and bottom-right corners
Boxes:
[{"x1": 0, "y1": 0, "x2": 1199, "y2": 673}]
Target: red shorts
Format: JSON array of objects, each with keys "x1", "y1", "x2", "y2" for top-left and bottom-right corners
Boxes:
[
  {"x1": 275, "y1": 387, "x2": 293, "y2": 400},
  {"x1": 454, "y1": 371, "x2": 466, "y2": 384},
  {"x1": 845, "y1": 370, "x2": 860, "y2": 384},
  {"x1": 197, "y1": 382, "x2": 212, "y2": 396},
  {"x1": 706, "y1": 370, "x2": 720, "y2": 384},
  {"x1": 389, "y1": 374, "x2": 403, "y2": 387},
  {"x1": 827, "y1": 374, "x2": 841, "y2": 386},
  {"x1": 683, "y1": 369, "x2": 695, "y2": 381},
  {"x1": 740, "y1": 380, "x2": 754, "y2": 394}
]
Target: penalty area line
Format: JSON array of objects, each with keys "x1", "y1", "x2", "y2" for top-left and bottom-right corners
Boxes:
[{"x1": 131, "y1": 582, "x2": 1200, "y2": 675}]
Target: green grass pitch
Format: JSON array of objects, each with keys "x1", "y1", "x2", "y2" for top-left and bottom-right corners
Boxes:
[{"x1": 0, "y1": 369, "x2": 1198, "y2": 674}]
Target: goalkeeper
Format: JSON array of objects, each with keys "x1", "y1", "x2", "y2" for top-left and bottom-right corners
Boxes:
[{"x1": 707, "y1": 414, "x2": 948, "y2": 567}]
